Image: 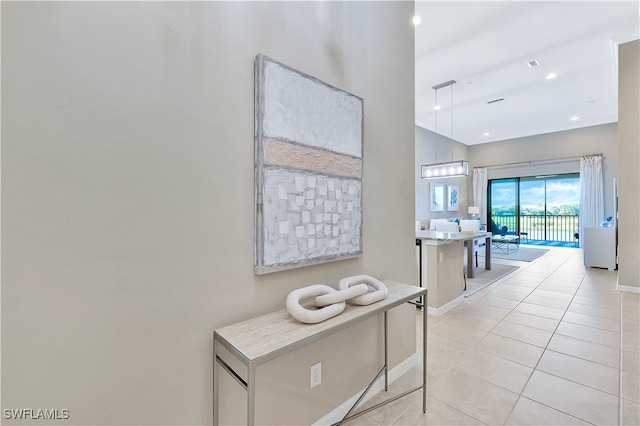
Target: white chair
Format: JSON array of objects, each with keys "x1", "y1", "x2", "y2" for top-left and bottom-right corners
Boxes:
[
  {"x1": 460, "y1": 220, "x2": 480, "y2": 232},
  {"x1": 435, "y1": 222, "x2": 459, "y2": 232},
  {"x1": 429, "y1": 218, "x2": 450, "y2": 230}
]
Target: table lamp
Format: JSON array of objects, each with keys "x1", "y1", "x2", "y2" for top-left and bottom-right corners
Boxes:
[{"x1": 468, "y1": 206, "x2": 480, "y2": 219}]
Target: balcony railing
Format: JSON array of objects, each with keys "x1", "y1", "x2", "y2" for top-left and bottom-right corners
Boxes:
[{"x1": 491, "y1": 214, "x2": 579, "y2": 243}]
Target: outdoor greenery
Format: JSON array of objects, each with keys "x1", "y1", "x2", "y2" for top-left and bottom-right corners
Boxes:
[{"x1": 491, "y1": 204, "x2": 580, "y2": 216}]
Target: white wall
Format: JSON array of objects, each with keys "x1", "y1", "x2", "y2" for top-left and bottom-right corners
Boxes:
[
  {"x1": 617, "y1": 40, "x2": 640, "y2": 289},
  {"x1": 1, "y1": 2, "x2": 417, "y2": 424},
  {"x1": 468, "y1": 123, "x2": 619, "y2": 221},
  {"x1": 415, "y1": 125, "x2": 470, "y2": 226}
]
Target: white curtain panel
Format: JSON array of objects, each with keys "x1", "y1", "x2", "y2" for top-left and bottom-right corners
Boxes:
[
  {"x1": 579, "y1": 155, "x2": 604, "y2": 247},
  {"x1": 473, "y1": 167, "x2": 488, "y2": 223}
]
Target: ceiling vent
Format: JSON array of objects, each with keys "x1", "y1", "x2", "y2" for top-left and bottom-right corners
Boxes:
[
  {"x1": 487, "y1": 98, "x2": 505, "y2": 104},
  {"x1": 527, "y1": 60, "x2": 540, "y2": 68}
]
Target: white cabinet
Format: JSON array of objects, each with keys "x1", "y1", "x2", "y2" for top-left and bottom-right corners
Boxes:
[{"x1": 583, "y1": 227, "x2": 617, "y2": 271}]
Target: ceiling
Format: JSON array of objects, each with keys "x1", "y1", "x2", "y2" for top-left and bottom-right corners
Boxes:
[{"x1": 415, "y1": 1, "x2": 640, "y2": 146}]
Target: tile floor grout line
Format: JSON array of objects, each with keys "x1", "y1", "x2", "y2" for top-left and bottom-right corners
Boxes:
[
  {"x1": 476, "y1": 250, "x2": 561, "y2": 349},
  {"x1": 618, "y1": 285, "x2": 624, "y2": 426},
  {"x1": 458, "y1": 249, "x2": 568, "y2": 424},
  {"x1": 552, "y1": 328, "x2": 622, "y2": 351},
  {"x1": 417, "y1": 313, "x2": 492, "y2": 426},
  {"x1": 424, "y1": 301, "x2": 520, "y2": 423},
  {"x1": 501, "y1": 396, "x2": 598, "y2": 426},
  {"x1": 534, "y1": 359, "x2": 622, "y2": 398},
  {"x1": 540, "y1": 345, "x2": 620, "y2": 370},
  {"x1": 509, "y1": 256, "x2": 624, "y2": 425},
  {"x1": 421, "y1": 248, "x2": 631, "y2": 425},
  {"x1": 446, "y1": 252, "x2": 558, "y2": 370},
  {"x1": 498, "y1": 249, "x2": 602, "y2": 424},
  {"x1": 498, "y1": 252, "x2": 573, "y2": 424},
  {"x1": 414, "y1": 390, "x2": 490, "y2": 426}
]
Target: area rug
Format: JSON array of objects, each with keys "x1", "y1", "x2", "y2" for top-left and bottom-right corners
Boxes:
[
  {"x1": 479, "y1": 246, "x2": 549, "y2": 262},
  {"x1": 464, "y1": 264, "x2": 519, "y2": 297}
]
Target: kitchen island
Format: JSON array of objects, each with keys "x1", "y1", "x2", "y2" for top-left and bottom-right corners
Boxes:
[{"x1": 416, "y1": 230, "x2": 492, "y2": 315}]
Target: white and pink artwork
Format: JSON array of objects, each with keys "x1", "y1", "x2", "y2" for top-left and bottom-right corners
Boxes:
[{"x1": 255, "y1": 55, "x2": 363, "y2": 274}]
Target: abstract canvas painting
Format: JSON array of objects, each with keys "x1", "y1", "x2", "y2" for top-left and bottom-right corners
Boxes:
[
  {"x1": 430, "y1": 183, "x2": 444, "y2": 212},
  {"x1": 254, "y1": 54, "x2": 364, "y2": 274},
  {"x1": 447, "y1": 185, "x2": 459, "y2": 211}
]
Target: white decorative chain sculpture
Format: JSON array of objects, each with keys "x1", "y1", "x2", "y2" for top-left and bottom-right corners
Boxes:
[{"x1": 286, "y1": 275, "x2": 389, "y2": 324}]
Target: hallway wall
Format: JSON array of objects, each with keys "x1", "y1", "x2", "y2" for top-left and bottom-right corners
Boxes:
[{"x1": 1, "y1": 2, "x2": 417, "y2": 424}]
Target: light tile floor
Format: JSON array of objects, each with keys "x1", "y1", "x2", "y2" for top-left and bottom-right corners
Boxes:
[{"x1": 346, "y1": 247, "x2": 640, "y2": 425}]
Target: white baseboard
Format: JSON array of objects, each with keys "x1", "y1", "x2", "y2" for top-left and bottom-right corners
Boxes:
[
  {"x1": 312, "y1": 352, "x2": 420, "y2": 426},
  {"x1": 426, "y1": 294, "x2": 464, "y2": 316},
  {"x1": 617, "y1": 283, "x2": 640, "y2": 294}
]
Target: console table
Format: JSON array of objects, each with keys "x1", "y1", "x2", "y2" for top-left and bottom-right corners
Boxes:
[{"x1": 213, "y1": 281, "x2": 427, "y2": 425}]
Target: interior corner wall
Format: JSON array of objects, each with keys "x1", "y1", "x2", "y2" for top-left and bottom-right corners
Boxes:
[
  {"x1": 415, "y1": 125, "x2": 470, "y2": 226},
  {"x1": 1, "y1": 2, "x2": 417, "y2": 425},
  {"x1": 468, "y1": 123, "x2": 619, "y2": 221},
  {"x1": 617, "y1": 39, "x2": 640, "y2": 289}
]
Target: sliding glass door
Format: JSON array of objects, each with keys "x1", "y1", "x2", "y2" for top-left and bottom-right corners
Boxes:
[
  {"x1": 519, "y1": 178, "x2": 545, "y2": 240},
  {"x1": 542, "y1": 174, "x2": 580, "y2": 241},
  {"x1": 490, "y1": 174, "x2": 579, "y2": 242},
  {"x1": 489, "y1": 178, "x2": 518, "y2": 235}
]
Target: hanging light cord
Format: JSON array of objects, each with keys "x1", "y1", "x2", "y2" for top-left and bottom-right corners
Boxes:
[
  {"x1": 434, "y1": 88, "x2": 438, "y2": 163},
  {"x1": 451, "y1": 83, "x2": 454, "y2": 140},
  {"x1": 450, "y1": 83, "x2": 454, "y2": 160}
]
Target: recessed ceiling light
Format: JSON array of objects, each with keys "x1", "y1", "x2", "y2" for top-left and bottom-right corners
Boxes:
[
  {"x1": 483, "y1": 132, "x2": 490, "y2": 137},
  {"x1": 434, "y1": 105, "x2": 441, "y2": 111},
  {"x1": 412, "y1": 15, "x2": 422, "y2": 26},
  {"x1": 546, "y1": 73, "x2": 557, "y2": 80},
  {"x1": 570, "y1": 116, "x2": 579, "y2": 121}
]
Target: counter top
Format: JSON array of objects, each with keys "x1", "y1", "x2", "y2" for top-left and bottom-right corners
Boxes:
[{"x1": 416, "y1": 230, "x2": 491, "y2": 242}]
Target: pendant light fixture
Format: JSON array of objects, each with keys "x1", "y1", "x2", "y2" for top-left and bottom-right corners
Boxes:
[{"x1": 421, "y1": 79, "x2": 469, "y2": 179}]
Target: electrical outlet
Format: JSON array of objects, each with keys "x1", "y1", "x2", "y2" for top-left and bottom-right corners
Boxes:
[
  {"x1": 310, "y1": 362, "x2": 321, "y2": 388},
  {"x1": 439, "y1": 252, "x2": 444, "y2": 263}
]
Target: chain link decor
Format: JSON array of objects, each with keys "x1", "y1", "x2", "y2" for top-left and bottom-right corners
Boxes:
[{"x1": 286, "y1": 275, "x2": 389, "y2": 324}]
